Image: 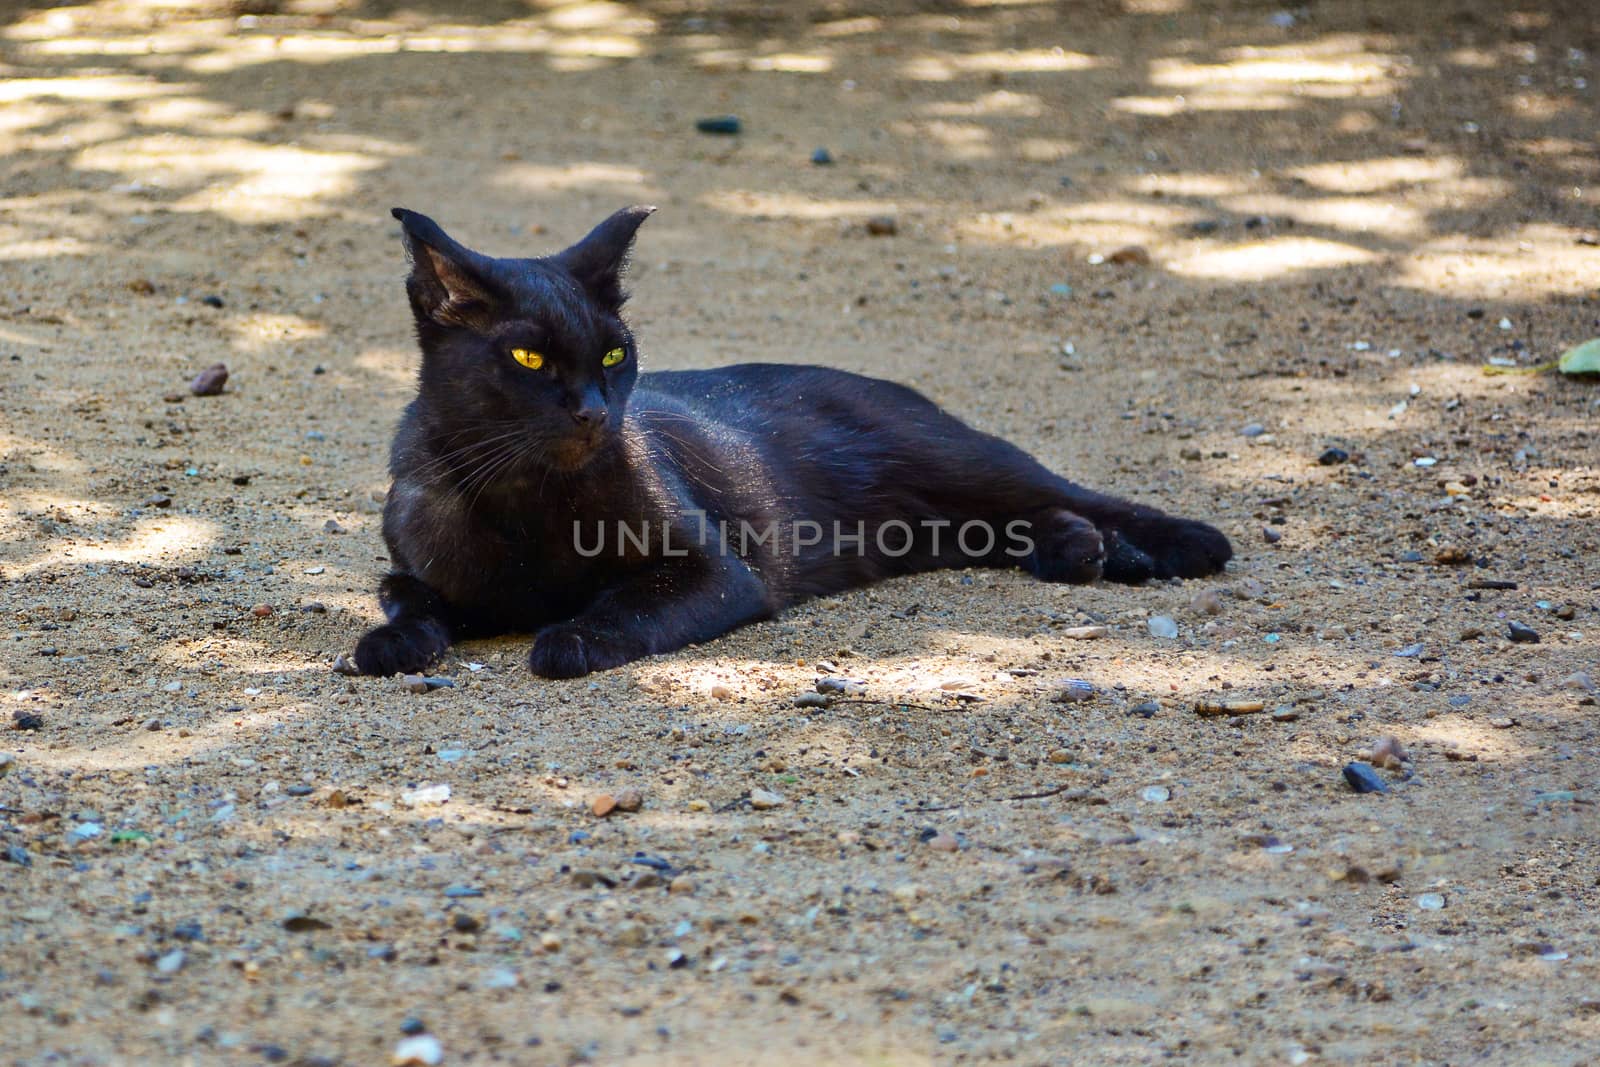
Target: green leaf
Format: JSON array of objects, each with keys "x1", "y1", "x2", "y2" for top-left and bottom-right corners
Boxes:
[
  {"x1": 110, "y1": 829, "x2": 151, "y2": 844},
  {"x1": 1558, "y1": 338, "x2": 1600, "y2": 376}
]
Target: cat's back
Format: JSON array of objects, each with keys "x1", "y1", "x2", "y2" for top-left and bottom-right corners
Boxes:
[{"x1": 637, "y1": 362, "x2": 937, "y2": 435}]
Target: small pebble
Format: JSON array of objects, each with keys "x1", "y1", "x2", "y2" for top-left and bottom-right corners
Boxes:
[
  {"x1": 155, "y1": 948, "x2": 185, "y2": 974},
  {"x1": 1262, "y1": 526, "x2": 1282, "y2": 544},
  {"x1": 694, "y1": 115, "x2": 741, "y2": 135},
  {"x1": 1128, "y1": 701, "x2": 1160, "y2": 718},
  {"x1": 1059, "y1": 625, "x2": 1108, "y2": 640},
  {"x1": 669, "y1": 875, "x2": 696, "y2": 895},
  {"x1": 865, "y1": 215, "x2": 898, "y2": 236},
  {"x1": 709, "y1": 684, "x2": 733, "y2": 700},
  {"x1": 1107, "y1": 244, "x2": 1151, "y2": 266},
  {"x1": 1190, "y1": 590, "x2": 1223, "y2": 616},
  {"x1": 924, "y1": 833, "x2": 959, "y2": 852},
  {"x1": 1239, "y1": 423, "x2": 1266, "y2": 438},
  {"x1": 591, "y1": 794, "x2": 618, "y2": 817},
  {"x1": 392, "y1": 1035, "x2": 444, "y2": 1067},
  {"x1": 401, "y1": 674, "x2": 429, "y2": 694},
  {"x1": 1139, "y1": 785, "x2": 1170, "y2": 803},
  {"x1": 189, "y1": 363, "x2": 229, "y2": 396},
  {"x1": 331, "y1": 654, "x2": 358, "y2": 676},
  {"x1": 614, "y1": 788, "x2": 644, "y2": 813},
  {"x1": 400, "y1": 784, "x2": 450, "y2": 808},
  {"x1": 1317, "y1": 447, "x2": 1349, "y2": 465},
  {"x1": 12, "y1": 710, "x2": 43, "y2": 731},
  {"x1": 1368, "y1": 737, "x2": 1409, "y2": 770},
  {"x1": 1052, "y1": 679, "x2": 1095, "y2": 703},
  {"x1": 810, "y1": 147, "x2": 833, "y2": 165},
  {"x1": 1146, "y1": 615, "x2": 1179, "y2": 639},
  {"x1": 749, "y1": 788, "x2": 785, "y2": 810},
  {"x1": 1561, "y1": 671, "x2": 1593, "y2": 692},
  {"x1": 1417, "y1": 893, "x2": 1446, "y2": 911},
  {"x1": 1507, "y1": 621, "x2": 1540, "y2": 644},
  {"x1": 0, "y1": 752, "x2": 13, "y2": 777},
  {"x1": 250, "y1": 604, "x2": 274, "y2": 618},
  {"x1": 1342, "y1": 762, "x2": 1388, "y2": 794},
  {"x1": 793, "y1": 692, "x2": 830, "y2": 709}
]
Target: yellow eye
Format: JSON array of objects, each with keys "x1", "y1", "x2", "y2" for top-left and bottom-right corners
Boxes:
[
  {"x1": 511, "y1": 347, "x2": 544, "y2": 370},
  {"x1": 602, "y1": 347, "x2": 627, "y2": 368}
]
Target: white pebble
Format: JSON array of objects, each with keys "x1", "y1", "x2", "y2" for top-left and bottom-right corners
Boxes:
[
  {"x1": 393, "y1": 1035, "x2": 444, "y2": 1066},
  {"x1": 400, "y1": 784, "x2": 451, "y2": 808},
  {"x1": 1417, "y1": 893, "x2": 1446, "y2": 911},
  {"x1": 749, "y1": 788, "x2": 785, "y2": 810},
  {"x1": 1147, "y1": 615, "x2": 1179, "y2": 639}
]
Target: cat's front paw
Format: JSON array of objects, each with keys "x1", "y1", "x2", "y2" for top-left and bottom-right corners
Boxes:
[
  {"x1": 1102, "y1": 514, "x2": 1232, "y2": 584},
  {"x1": 528, "y1": 623, "x2": 639, "y2": 679},
  {"x1": 353, "y1": 620, "x2": 447, "y2": 676}
]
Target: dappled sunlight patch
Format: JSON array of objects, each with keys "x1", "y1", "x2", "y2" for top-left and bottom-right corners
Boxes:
[
  {"x1": 129, "y1": 95, "x2": 277, "y2": 137},
  {"x1": 956, "y1": 199, "x2": 1196, "y2": 250},
  {"x1": 922, "y1": 90, "x2": 1045, "y2": 118},
  {"x1": 1150, "y1": 46, "x2": 1398, "y2": 99},
  {"x1": 1126, "y1": 172, "x2": 1252, "y2": 198},
  {"x1": 745, "y1": 52, "x2": 834, "y2": 74},
  {"x1": 912, "y1": 119, "x2": 994, "y2": 160},
  {"x1": 1112, "y1": 90, "x2": 1298, "y2": 115},
  {"x1": 1217, "y1": 193, "x2": 1423, "y2": 238},
  {"x1": 900, "y1": 48, "x2": 1105, "y2": 82},
  {"x1": 0, "y1": 73, "x2": 186, "y2": 103},
  {"x1": 1395, "y1": 227, "x2": 1600, "y2": 299},
  {"x1": 352, "y1": 346, "x2": 419, "y2": 385},
  {"x1": 1168, "y1": 236, "x2": 1378, "y2": 281},
  {"x1": 1288, "y1": 155, "x2": 1464, "y2": 194},
  {"x1": 701, "y1": 189, "x2": 909, "y2": 222},
  {"x1": 75, "y1": 134, "x2": 391, "y2": 222},
  {"x1": 493, "y1": 161, "x2": 655, "y2": 196},
  {"x1": 8, "y1": 514, "x2": 218, "y2": 576},
  {"x1": 226, "y1": 313, "x2": 328, "y2": 354},
  {"x1": 0, "y1": 236, "x2": 103, "y2": 261}
]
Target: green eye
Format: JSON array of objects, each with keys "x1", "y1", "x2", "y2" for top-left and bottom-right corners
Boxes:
[
  {"x1": 602, "y1": 347, "x2": 627, "y2": 368},
  {"x1": 511, "y1": 347, "x2": 544, "y2": 370}
]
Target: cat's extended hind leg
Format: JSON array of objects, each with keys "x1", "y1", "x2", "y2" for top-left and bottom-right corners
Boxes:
[
  {"x1": 1019, "y1": 507, "x2": 1107, "y2": 584},
  {"x1": 354, "y1": 572, "x2": 456, "y2": 675},
  {"x1": 1048, "y1": 486, "x2": 1232, "y2": 583}
]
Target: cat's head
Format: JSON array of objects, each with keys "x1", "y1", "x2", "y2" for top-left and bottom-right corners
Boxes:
[{"x1": 392, "y1": 205, "x2": 654, "y2": 472}]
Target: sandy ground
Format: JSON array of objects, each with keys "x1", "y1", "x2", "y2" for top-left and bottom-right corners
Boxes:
[{"x1": 2, "y1": 0, "x2": 1599, "y2": 1063}]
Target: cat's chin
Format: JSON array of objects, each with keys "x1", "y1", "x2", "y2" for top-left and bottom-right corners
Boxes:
[{"x1": 545, "y1": 437, "x2": 606, "y2": 471}]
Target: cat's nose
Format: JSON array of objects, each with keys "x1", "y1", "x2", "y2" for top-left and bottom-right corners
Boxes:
[{"x1": 570, "y1": 402, "x2": 607, "y2": 427}]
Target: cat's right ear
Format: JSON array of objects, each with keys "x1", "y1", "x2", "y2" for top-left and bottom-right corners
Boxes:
[{"x1": 392, "y1": 208, "x2": 499, "y2": 328}]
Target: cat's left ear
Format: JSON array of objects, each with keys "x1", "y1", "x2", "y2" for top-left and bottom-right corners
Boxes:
[{"x1": 555, "y1": 206, "x2": 655, "y2": 309}]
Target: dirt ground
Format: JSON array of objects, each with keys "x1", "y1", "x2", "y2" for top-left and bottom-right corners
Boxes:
[{"x1": 2, "y1": 0, "x2": 1599, "y2": 1063}]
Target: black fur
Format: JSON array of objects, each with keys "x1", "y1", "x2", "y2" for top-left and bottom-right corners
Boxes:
[{"x1": 354, "y1": 207, "x2": 1232, "y2": 679}]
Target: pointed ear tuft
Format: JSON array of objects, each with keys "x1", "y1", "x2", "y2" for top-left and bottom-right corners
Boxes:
[
  {"x1": 392, "y1": 208, "x2": 499, "y2": 328},
  {"x1": 556, "y1": 205, "x2": 656, "y2": 309}
]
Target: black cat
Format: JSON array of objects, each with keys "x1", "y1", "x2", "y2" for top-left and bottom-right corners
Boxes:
[{"x1": 353, "y1": 206, "x2": 1231, "y2": 679}]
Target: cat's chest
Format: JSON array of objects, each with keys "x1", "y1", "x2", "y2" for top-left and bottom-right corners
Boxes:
[{"x1": 387, "y1": 476, "x2": 659, "y2": 606}]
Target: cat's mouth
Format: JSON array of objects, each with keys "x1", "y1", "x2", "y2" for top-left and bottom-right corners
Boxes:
[{"x1": 547, "y1": 431, "x2": 607, "y2": 471}]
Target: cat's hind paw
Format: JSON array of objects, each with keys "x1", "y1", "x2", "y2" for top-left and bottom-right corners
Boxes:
[
  {"x1": 1024, "y1": 508, "x2": 1105, "y2": 584},
  {"x1": 353, "y1": 620, "x2": 449, "y2": 676},
  {"x1": 528, "y1": 623, "x2": 638, "y2": 679},
  {"x1": 1102, "y1": 514, "x2": 1232, "y2": 583}
]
